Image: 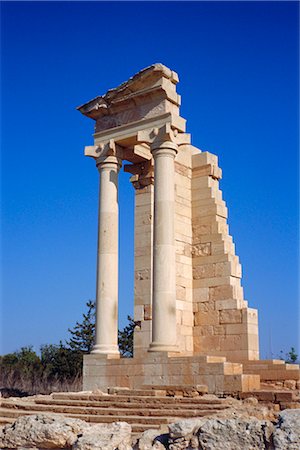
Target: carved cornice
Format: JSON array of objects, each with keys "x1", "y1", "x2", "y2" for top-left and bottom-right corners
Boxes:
[{"x1": 77, "y1": 63, "x2": 180, "y2": 122}]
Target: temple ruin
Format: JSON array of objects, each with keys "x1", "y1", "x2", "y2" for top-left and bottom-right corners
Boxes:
[{"x1": 77, "y1": 64, "x2": 297, "y2": 394}]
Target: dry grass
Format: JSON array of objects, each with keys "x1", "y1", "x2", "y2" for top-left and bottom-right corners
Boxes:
[{"x1": 0, "y1": 370, "x2": 82, "y2": 397}]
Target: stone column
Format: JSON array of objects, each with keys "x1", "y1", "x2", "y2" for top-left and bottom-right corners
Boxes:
[
  {"x1": 92, "y1": 155, "x2": 122, "y2": 356},
  {"x1": 149, "y1": 141, "x2": 179, "y2": 352}
]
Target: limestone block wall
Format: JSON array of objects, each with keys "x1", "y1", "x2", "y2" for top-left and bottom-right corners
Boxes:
[
  {"x1": 132, "y1": 146, "x2": 259, "y2": 361},
  {"x1": 191, "y1": 151, "x2": 259, "y2": 361},
  {"x1": 174, "y1": 145, "x2": 194, "y2": 354},
  {"x1": 133, "y1": 184, "x2": 154, "y2": 357}
]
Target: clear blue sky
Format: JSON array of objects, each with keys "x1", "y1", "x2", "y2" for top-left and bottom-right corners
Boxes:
[{"x1": 1, "y1": 1, "x2": 299, "y2": 359}]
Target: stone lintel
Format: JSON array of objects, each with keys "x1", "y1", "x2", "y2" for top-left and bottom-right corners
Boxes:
[
  {"x1": 93, "y1": 112, "x2": 186, "y2": 147},
  {"x1": 85, "y1": 113, "x2": 189, "y2": 164}
]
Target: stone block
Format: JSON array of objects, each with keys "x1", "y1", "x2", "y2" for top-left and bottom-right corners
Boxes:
[
  {"x1": 193, "y1": 254, "x2": 230, "y2": 266},
  {"x1": 220, "y1": 335, "x2": 243, "y2": 351},
  {"x1": 242, "y1": 308, "x2": 258, "y2": 325},
  {"x1": 192, "y1": 203, "x2": 228, "y2": 219},
  {"x1": 176, "y1": 232, "x2": 193, "y2": 245},
  {"x1": 175, "y1": 194, "x2": 190, "y2": 207},
  {"x1": 213, "y1": 325, "x2": 226, "y2": 335},
  {"x1": 193, "y1": 263, "x2": 215, "y2": 279},
  {"x1": 220, "y1": 309, "x2": 242, "y2": 324},
  {"x1": 175, "y1": 171, "x2": 191, "y2": 188},
  {"x1": 241, "y1": 333, "x2": 259, "y2": 351},
  {"x1": 175, "y1": 184, "x2": 192, "y2": 201},
  {"x1": 134, "y1": 279, "x2": 152, "y2": 296},
  {"x1": 192, "y1": 151, "x2": 218, "y2": 168},
  {"x1": 223, "y1": 362, "x2": 243, "y2": 375},
  {"x1": 185, "y1": 335, "x2": 194, "y2": 352},
  {"x1": 191, "y1": 185, "x2": 220, "y2": 200},
  {"x1": 135, "y1": 268, "x2": 150, "y2": 281},
  {"x1": 194, "y1": 335, "x2": 221, "y2": 353},
  {"x1": 135, "y1": 232, "x2": 152, "y2": 248},
  {"x1": 194, "y1": 276, "x2": 236, "y2": 288},
  {"x1": 197, "y1": 301, "x2": 215, "y2": 312},
  {"x1": 135, "y1": 246, "x2": 152, "y2": 257},
  {"x1": 194, "y1": 311, "x2": 219, "y2": 326},
  {"x1": 134, "y1": 305, "x2": 144, "y2": 321},
  {"x1": 176, "y1": 284, "x2": 186, "y2": 301},
  {"x1": 176, "y1": 262, "x2": 192, "y2": 280},
  {"x1": 176, "y1": 275, "x2": 193, "y2": 288},
  {"x1": 135, "y1": 191, "x2": 153, "y2": 207},
  {"x1": 191, "y1": 242, "x2": 212, "y2": 257},
  {"x1": 191, "y1": 175, "x2": 216, "y2": 189},
  {"x1": 193, "y1": 287, "x2": 209, "y2": 302},
  {"x1": 175, "y1": 148, "x2": 192, "y2": 169},
  {"x1": 225, "y1": 324, "x2": 246, "y2": 335},
  {"x1": 211, "y1": 240, "x2": 235, "y2": 256},
  {"x1": 144, "y1": 304, "x2": 152, "y2": 320},
  {"x1": 180, "y1": 325, "x2": 193, "y2": 336},
  {"x1": 182, "y1": 310, "x2": 194, "y2": 326},
  {"x1": 193, "y1": 325, "x2": 214, "y2": 336},
  {"x1": 215, "y1": 299, "x2": 241, "y2": 310}
]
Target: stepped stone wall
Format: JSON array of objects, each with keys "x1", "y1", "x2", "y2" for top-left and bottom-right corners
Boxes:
[
  {"x1": 191, "y1": 151, "x2": 259, "y2": 361},
  {"x1": 133, "y1": 144, "x2": 259, "y2": 361}
]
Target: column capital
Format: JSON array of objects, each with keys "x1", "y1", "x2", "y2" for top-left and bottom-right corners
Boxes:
[
  {"x1": 96, "y1": 155, "x2": 122, "y2": 172},
  {"x1": 151, "y1": 141, "x2": 178, "y2": 159}
]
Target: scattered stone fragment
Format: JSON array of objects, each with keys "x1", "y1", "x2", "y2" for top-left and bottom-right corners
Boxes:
[
  {"x1": 243, "y1": 396, "x2": 259, "y2": 406},
  {"x1": 283, "y1": 380, "x2": 297, "y2": 390},
  {"x1": 0, "y1": 413, "x2": 89, "y2": 449},
  {"x1": 273, "y1": 409, "x2": 300, "y2": 450},
  {"x1": 73, "y1": 422, "x2": 132, "y2": 450}
]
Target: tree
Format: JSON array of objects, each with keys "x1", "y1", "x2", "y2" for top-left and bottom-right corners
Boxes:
[
  {"x1": 66, "y1": 300, "x2": 95, "y2": 353},
  {"x1": 66, "y1": 301, "x2": 137, "y2": 357},
  {"x1": 0, "y1": 346, "x2": 43, "y2": 394},
  {"x1": 41, "y1": 342, "x2": 83, "y2": 381},
  {"x1": 286, "y1": 347, "x2": 298, "y2": 364},
  {"x1": 279, "y1": 347, "x2": 298, "y2": 364},
  {"x1": 118, "y1": 316, "x2": 137, "y2": 357}
]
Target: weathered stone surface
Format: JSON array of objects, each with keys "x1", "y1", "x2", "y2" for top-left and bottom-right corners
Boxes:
[
  {"x1": 74, "y1": 422, "x2": 132, "y2": 450},
  {"x1": 2, "y1": 407, "x2": 300, "y2": 450},
  {"x1": 283, "y1": 379, "x2": 297, "y2": 390},
  {"x1": 169, "y1": 418, "x2": 205, "y2": 439},
  {"x1": 137, "y1": 429, "x2": 168, "y2": 450},
  {"x1": 168, "y1": 416, "x2": 274, "y2": 449},
  {"x1": 196, "y1": 417, "x2": 273, "y2": 449},
  {"x1": 273, "y1": 409, "x2": 300, "y2": 450},
  {"x1": 0, "y1": 414, "x2": 89, "y2": 449}
]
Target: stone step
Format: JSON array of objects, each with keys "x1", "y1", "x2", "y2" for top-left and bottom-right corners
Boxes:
[
  {"x1": 0, "y1": 408, "x2": 175, "y2": 426},
  {"x1": 33, "y1": 397, "x2": 226, "y2": 408},
  {"x1": 0, "y1": 401, "x2": 228, "y2": 417},
  {"x1": 0, "y1": 413, "x2": 160, "y2": 434},
  {"x1": 50, "y1": 393, "x2": 224, "y2": 404},
  {"x1": 108, "y1": 388, "x2": 167, "y2": 397},
  {"x1": 0, "y1": 416, "x2": 14, "y2": 425},
  {"x1": 240, "y1": 390, "x2": 299, "y2": 403},
  {"x1": 141, "y1": 384, "x2": 208, "y2": 395}
]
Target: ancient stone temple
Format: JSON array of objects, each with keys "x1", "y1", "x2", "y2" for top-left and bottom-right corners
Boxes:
[{"x1": 78, "y1": 64, "x2": 261, "y2": 393}]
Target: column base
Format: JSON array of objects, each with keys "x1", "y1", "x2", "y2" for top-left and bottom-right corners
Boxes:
[
  {"x1": 148, "y1": 342, "x2": 179, "y2": 353},
  {"x1": 91, "y1": 344, "x2": 120, "y2": 358}
]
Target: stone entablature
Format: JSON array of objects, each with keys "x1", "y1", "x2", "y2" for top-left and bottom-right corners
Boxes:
[{"x1": 78, "y1": 63, "x2": 259, "y2": 364}]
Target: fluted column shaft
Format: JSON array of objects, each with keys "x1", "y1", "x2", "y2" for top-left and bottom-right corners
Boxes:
[
  {"x1": 92, "y1": 155, "x2": 121, "y2": 356},
  {"x1": 149, "y1": 141, "x2": 178, "y2": 352}
]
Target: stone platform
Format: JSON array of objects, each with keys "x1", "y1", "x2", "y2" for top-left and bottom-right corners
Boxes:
[{"x1": 83, "y1": 353, "x2": 260, "y2": 394}]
